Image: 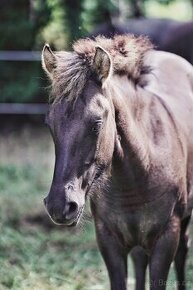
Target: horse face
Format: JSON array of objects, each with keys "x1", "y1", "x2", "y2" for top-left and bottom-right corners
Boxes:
[{"x1": 44, "y1": 81, "x2": 116, "y2": 226}]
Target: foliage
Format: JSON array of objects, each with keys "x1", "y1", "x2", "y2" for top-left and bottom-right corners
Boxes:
[
  {"x1": 61, "y1": 0, "x2": 85, "y2": 45},
  {"x1": 0, "y1": 0, "x2": 51, "y2": 103},
  {"x1": 0, "y1": 0, "x2": 51, "y2": 50},
  {"x1": 0, "y1": 61, "x2": 45, "y2": 103}
]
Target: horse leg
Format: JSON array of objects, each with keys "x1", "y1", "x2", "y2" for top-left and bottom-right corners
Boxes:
[
  {"x1": 174, "y1": 215, "x2": 191, "y2": 290},
  {"x1": 131, "y1": 246, "x2": 148, "y2": 290},
  {"x1": 149, "y1": 215, "x2": 180, "y2": 290},
  {"x1": 95, "y1": 224, "x2": 128, "y2": 290}
]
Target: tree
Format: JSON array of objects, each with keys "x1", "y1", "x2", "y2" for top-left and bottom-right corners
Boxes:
[
  {"x1": 61, "y1": 0, "x2": 84, "y2": 45},
  {"x1": 0, "y1": 0, "x2": 51, "y2": 103}
]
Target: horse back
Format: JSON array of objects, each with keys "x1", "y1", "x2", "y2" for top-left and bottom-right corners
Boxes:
[{"x1": 144, "y1": 51, "x2": 193, "y2": 211}]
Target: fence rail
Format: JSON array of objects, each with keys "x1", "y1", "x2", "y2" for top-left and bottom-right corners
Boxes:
[
  {"x1": 0, "y1": 51, "x2": 47, "y2": 114},
  {"x1": 0, "y1": 51, "x2": 41, "y2": 61},
  {"x1": 0, "y1": 103, "x2": 48, "y2": 114}
]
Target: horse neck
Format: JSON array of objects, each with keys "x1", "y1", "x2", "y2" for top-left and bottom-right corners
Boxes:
[{"x1": 106, "y1": 75, "x2": 151, "y2": 188}]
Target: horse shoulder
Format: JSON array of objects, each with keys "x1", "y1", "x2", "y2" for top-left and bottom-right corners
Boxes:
[
  {"x1": 142, "y1": 50, "x2": 193, "y2": 137},
  {"x1": 142, "y1": 51, "x2": 193, "y2": 211},
  {"x1": 144, "y1": 50, "x2": 193, "y2": 98}
]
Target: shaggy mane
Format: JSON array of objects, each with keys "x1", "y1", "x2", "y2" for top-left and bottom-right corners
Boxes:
[{"x1": 51, "y1": 35, "x2": 153, "y2": 102}]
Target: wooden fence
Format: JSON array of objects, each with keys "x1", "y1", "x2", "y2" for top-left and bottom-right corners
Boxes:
[{"x1": 0, "y1": 51, "x2": 47, "y2": 115}]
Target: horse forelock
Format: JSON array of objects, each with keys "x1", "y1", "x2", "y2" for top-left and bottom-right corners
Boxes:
[
  {"x1": 51, "y1": 34, "x2": 153, "y2": 103},
  {"x1": 50, "y1": 52, "x2": 89, "y2": 103}
]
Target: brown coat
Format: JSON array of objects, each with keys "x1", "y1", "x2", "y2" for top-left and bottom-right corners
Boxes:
[{"x1": 42, "y1": 35, "x2": 193, "y2": 290}]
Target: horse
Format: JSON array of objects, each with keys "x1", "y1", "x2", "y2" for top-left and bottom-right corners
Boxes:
[
  {"x1": 90, "y1": 18, "x2": 193, "y2": 66},
  {"x1": 160, "y1": 21, "x2": 193, "y2": 65},
  {"x1": 42, "y1": 35, "x2": 193, "y2": 290},
  {"x1": 90, "y1": 18, "x2": 181, "y2": 47}
]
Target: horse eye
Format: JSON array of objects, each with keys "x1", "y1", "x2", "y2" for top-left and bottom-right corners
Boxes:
[
  {"x1": 91, "y1": 120, "x2": 103, "y2": 134},
  {"x1": 84, "y1": 160, "x2": 92, "y2": 168}
]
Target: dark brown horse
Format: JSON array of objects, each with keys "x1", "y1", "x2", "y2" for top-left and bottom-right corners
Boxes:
[
  {"x1": 90, "y1": 18, "x2": 180, "y2": 47},
  {"x1": 42, "y1": 35, "x2": 193, "y2": 290},
  {"x1": 90, "y1": 18, "x2": 193, "y2": 66},
  {"x1": 160, "y1": 21, "x2": 193, "y2": 65}
]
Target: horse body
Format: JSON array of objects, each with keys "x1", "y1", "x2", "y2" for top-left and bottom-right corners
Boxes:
[
  {"x1": 90, "y1": 52, "x2": 193, "y2": 289},
  {"x1": 42, "y1": 35, "x2": 193, "y2": 290},
  {"x1": 144, "y1": 51, "x2": 193, "y2": 208}
]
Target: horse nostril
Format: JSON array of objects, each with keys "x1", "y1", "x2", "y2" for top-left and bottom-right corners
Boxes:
[
  {"x1": 63, "y1": 201, "x2": 78, "y2": 220},
  {"x1": 43, "y1": 197, "x2": 47, "y2": 207},
  {"x1": 69, "y1": 201, "x2": 78, "y2": 214}
]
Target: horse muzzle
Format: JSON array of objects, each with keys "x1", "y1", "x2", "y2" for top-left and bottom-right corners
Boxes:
[{"x1": 43, "y1": 197, "x2": 83, "y2": 226}]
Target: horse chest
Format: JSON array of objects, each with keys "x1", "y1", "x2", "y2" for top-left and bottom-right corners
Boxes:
[{"x1": 95, "y1": 191, "x2": 178, "y2": 250}]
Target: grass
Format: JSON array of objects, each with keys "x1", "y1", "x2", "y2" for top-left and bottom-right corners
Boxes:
[
  {"x1": 0, "y1": 125, "x2": 193, "y2": 290},
  {"x1": 0, "y1": 125, "x2": 109, "y2": 290}
]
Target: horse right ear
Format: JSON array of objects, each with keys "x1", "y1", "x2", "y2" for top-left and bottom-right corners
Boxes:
[
  {"x1": 42, "y1": 44, "x2": 57, "y2": 79},
  {"x1": 93, "y1": 46, "x2": 112, "y2": 85}
]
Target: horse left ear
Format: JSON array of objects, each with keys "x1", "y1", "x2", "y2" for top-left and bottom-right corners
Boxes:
[
  {"x1": 93, "y1": 46, "x2": 112, "y2": 84},
  {"x1": 42, "y1": 44, "x2": 57, "y2": 79}
]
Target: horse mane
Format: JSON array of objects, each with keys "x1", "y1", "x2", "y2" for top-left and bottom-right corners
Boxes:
[{"x1": 51, "y1": 35, "x2": 153, "y2": 102}]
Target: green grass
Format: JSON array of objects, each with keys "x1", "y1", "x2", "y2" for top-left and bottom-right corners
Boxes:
[
  {"x1": 0, "y1": 158, "x2": 105, "y2": 290},
  {"x1": 0, "y1": 126, "x2": 193, "y2": 290},
  {"x1": 0, "y1": 213, "x2": 106, "y2": 290},
  {"x1": 0, "y1": 127, "x2": 108, "y2": 290}
]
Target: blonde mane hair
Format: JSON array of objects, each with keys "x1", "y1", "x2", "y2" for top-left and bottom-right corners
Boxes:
[{"x1": 51, "y1": 35, "x2": 153, "y2": 102}]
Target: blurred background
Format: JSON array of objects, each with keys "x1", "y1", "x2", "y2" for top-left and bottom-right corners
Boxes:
[{"x1": 1, "y1": 0, "x2": 193, "y2": 289}]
